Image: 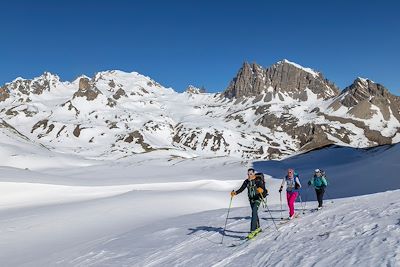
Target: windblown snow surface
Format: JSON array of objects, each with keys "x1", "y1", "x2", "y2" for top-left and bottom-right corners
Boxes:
[{"x1": 0, "y1": 129, "x2": 399, "y2": 266}]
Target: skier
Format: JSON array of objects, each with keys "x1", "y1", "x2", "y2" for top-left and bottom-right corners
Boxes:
[
  {"x1": 308, "y1": 169, "x2": 328, "y2": 209},
  {"x1": 279, "y1": 168, "x2": 301, "y2": 219},
  {"x1": 231, "y1": 168, "x2": 268, "y2": 239}
]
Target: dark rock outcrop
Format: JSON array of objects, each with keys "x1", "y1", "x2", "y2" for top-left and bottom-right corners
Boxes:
[
  {"x1": 73, "y1": 78, "x2": 102, "y2": 101},
  {"x1": 0, "y1": 86, "x2": 10, "y2": 101}
]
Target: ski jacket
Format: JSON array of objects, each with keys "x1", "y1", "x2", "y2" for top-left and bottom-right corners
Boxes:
[
  {"x1": 281, "y1": 174, "x2": 301, "y2": 192},
  {"x1": 309, "y1": 175, "x2": 328, "y2": 190},
  {"x1": 235, "y1": 176, "x2": 267, "y2": 201}
]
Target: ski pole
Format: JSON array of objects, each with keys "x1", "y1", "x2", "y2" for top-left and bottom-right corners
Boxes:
[
  {"x1": 298, "y1": 194, "x2": 305, "y2": 214},
  {"x1": 279, "y1": 191, "x2": 283, "y2": 220},
  {"x1": 221, "y1": 193, "x2": 234, "y2": 244},
  {"x1": 263, "y1": 197, "x2": 279, "y2": 232},
  {"x1": 304, "y1": 186, "x2": 309, "y2": 211},
  {"x1": 261, "y1": 197, "x2": 266, "y2": 209},
  {"x1": 325, "y1": 189, "x2": 334, "y2": 203}
]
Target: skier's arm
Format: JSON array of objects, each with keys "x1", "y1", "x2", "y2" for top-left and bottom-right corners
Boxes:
[
  {"x1": 308, "y1": 177, "x2": 314, "y2": 186},
  {"x1": 322, "y1": 177, "x2": 328, "y2": 187},
  {"x1": 235, "y1": 180, "x2": 248, "y2": 194},
  {"x1": 279, "y1": 178, "x2": 285, "y2": 192}
]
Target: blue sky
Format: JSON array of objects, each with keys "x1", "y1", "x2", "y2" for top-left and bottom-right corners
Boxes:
[{"x1": 1, "y1": 0, "x2": 399, "y2": 94}]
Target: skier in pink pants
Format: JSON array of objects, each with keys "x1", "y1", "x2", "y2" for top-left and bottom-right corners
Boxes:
[{"x1": 279, "y1": 168, "x2": 301, "y2": 219}]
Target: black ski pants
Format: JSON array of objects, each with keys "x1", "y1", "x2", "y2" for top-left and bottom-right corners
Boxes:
[
  {"x1": 250, "y1": 199, "x2": 261, "y2": 231},
  {"x1": 315, "y1": 188, "x2": 325, "y2": 207}
]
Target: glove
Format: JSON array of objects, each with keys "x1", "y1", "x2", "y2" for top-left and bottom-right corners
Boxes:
[
  {"x1": 230, "y1": 190, "x2": 236, "y2": 197},
  {"x1": 257, "y1": 187, "x2": 263, "y2": 194},
  {"x1": 278, "y1": 186, "x2": 283, "y2": 193},
  {"x1": 308, "y1": 181, "x2": 311, "y2": 186},
  {"x1": 295, "y1": 183, "x2": 300, "y2": 189}
]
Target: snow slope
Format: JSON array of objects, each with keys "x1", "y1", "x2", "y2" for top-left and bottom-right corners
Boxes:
[
  {"x1": 48, "y1": 190, "x2": 400, "y2": 267},
  {"x1": 0, "y1": 138, "x2": 399, "y2": 266}
]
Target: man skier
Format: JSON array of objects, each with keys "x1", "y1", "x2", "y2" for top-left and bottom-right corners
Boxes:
[
  {"x1": 308, "y1": 169, "x2": 328, "y2": 209},
  {"x1": 279, "y1": 168, "x2": 301, "y2": 219},
  {"x1": 231, "y1": 168, "x2": 268, "y2": 239}
]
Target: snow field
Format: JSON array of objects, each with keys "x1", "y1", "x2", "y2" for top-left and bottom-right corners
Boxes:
[{"x1": 0, "y1": 129, "x2": 399, "y2": 266}]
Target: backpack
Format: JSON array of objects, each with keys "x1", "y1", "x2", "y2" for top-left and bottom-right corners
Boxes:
[
  {"x1": 294, "y1": 172, "x2": 301, "y2": 188},
  {"x1": 286, "y1": 171, "x2": 301, "y2": 191},
  {"x1": 247, "y1": 173, "x2": 267, "y2": 199},
  {"x1": 255, "y1": 172, "x2": 265, "y2": 185},
  {"x1": 255, "y1": 172, "x2": 268, "y2": 197}
]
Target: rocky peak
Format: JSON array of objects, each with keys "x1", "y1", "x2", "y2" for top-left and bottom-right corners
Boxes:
[
  {"x1": 30, "y1": 72, "x2": 61, "y2": 94},
  {"x1": 276, "y1": 59, "x2": 320, "y2": 77},
  {"x1": 0, "y1": 72, "x2": 61, "y2": 97},
  {"x1": 78, "y1": 77, "x2": 92, "y2": 91},
  {"x1": 341, "y1": 78, "x2": 391, "y2": 108},
  {"x1": 224, "y1": 60, "x2": 339, "y2": 100},
  {"x1": 185, "y1": 85, "x2": 206, "y2": 94},
  {"x1": 224, "y1": 62, "x2": 265, "y2": 98},
  {"x1": 0, "y1": 86, "x2": 10, "y2": 102},
  {"x1": 37, "y1": 72, "x2": 60, "y2": 83},
  {"x1": 331, "y1": 78, "x2": 400, "y2": 124},
  {"x1": 73, "y1": 77, "x2": 101, "y2": 101}
]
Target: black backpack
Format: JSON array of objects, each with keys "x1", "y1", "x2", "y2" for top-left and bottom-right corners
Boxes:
[{"x1": 255, "y1": 172, "x2": 268, "y2": 197}]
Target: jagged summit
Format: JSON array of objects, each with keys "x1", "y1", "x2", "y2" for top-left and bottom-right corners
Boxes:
[
  {"x1": 185, "y1": 85, "x2": 206, "y2": 94},
  {"x1": 10, "y1": 71, "x2": 60, "y2": 84},
  {"x1": 224, "y1": 60, "x2": 340, "y2": 101},
  {"x1": 328, "y1": 77, "x2": 400, "y2": 124},
  {"x1": 343, "y1": 77, "x2": 389, "y2": 100},
  {"x1": 1, "y1": 71, "x2": 62, "y2": 98},
  {"x1": 277, "y1": 59, "x2": 320, "y2": 78}
]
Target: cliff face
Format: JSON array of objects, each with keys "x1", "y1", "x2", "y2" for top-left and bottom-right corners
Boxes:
[{"x1": 224, "y1": 60, "x2": 340, "y2": 101}]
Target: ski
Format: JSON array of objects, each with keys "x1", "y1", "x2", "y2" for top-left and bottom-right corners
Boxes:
[
  {"x1": 227, "y1": 225, "x2": 271, "y2": 247},
  {"x1": 310, "y1": 207, "x2": 325, "y2": 213},
  {"x1": 278, "y1": 214, "x2": 300, "y2": 226}
]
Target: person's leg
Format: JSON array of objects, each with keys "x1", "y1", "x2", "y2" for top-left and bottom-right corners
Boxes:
[
  {"x1": 287, "y1": 192, "x2": 294, "y2": 216},
  {"x1": 286, "y1": 192, "x2": 291, "y2": 216},
  {"x1": 316, "y1": 189, "x2": 322, "y2": 207},
  {"x1": 255, "y1": 200, "x2": 260, "y2": 229},
  {"x1": 318, "y1": 188, "x2": 325, "y2": 207},
  {"x1": 250, "y1": 201, "x2": 260, "y2": 232},
  {"x1": 249, "y1": 201, "x2": 254, "y2": 232},
  {"x1": 288, "y1": 192, "x2": 299, "y2": 217}
]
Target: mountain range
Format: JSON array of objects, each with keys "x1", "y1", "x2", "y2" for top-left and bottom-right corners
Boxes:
[{"x1": 1, "y1": 59, "x2": 399, "y2": 160}]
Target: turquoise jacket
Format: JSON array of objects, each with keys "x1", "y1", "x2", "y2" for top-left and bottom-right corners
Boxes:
[{"x1": 309, "y1": 175, "x2": 328, "y2": 189}]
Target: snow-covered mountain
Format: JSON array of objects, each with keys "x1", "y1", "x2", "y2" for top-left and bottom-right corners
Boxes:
[{"x1": 1, "y1": 60, "x2": 399, "y2": 160}]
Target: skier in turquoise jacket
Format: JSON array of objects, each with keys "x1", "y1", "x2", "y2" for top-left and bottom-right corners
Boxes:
[{"x1": 308, "y1": 169, "x2": 328, "y2": 209}]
